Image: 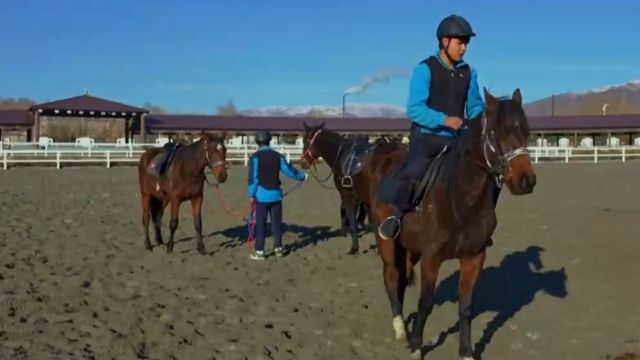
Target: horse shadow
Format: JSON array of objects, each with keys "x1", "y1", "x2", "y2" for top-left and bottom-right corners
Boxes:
[{"x1": 411, "y1": 245, "x2": 568, "y2": 359}]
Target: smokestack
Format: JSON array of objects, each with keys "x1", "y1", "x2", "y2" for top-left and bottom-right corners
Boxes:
[{"x1": 342, "y1": 94, "x2": 348, "y2": 118}]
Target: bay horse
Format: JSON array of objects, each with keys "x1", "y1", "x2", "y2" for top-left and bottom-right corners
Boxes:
[
  {"x1": 300, "y1": 124, "x2": 396, "y2": 254},
  {"x1": 137, "y1": 133, "x2": 228, "y2": 255},
  {"x1": 366, "y1": 89, "x2": 536, "y2": 359}
]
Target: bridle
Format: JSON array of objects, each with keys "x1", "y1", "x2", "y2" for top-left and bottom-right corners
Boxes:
[
  {"x1": 301, "y1": 129, "x2": 324, "y2": 166},
  {"x1": 203, "y1": 139, "x2": 227, "y2": 178},
  {"x1": 301, "y1": 128, "x2": 346, "y2": 187},
  {"x1": 479, "y1": 114, "x2": 529, "y2": 187}
]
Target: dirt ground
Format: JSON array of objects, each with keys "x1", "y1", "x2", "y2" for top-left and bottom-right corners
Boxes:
[{"x1": 0, "y1": 162, "x2": 639, "y2": 360}]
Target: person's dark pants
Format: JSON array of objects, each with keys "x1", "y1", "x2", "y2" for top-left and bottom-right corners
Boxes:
[
  {"x1": 391, "y1": 125, "x2": 454, "y2": 215},
  {"x1": 254, "y1": 201, "x2": 283, "y2": 252}
]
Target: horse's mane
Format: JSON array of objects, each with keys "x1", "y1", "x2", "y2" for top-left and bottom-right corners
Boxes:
[
  {"x1": 435, "y1": 97, "x2": 526, "y2": 199},
  {"x1": 436, "y1": 113, "x2": 484, "y2": 197}
]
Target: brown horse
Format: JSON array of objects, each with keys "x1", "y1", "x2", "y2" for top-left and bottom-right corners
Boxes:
[
  {"x1": 300, "y1": 124, "x2": 399, "y2": 254},
  {"x1": 363, "y1": 89, "x2": 536, "y2": 359},
  {"x1": 137, "y1": 133, "x2": 228, "y2": 255}
]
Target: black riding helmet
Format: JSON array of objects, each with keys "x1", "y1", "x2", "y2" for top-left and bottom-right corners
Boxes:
[
  {"x1": 436, "y1": 15, "x2": 476, "y2": 40},
  {"x1": 255, "y1": 130, "x2": 272, "y2": 145}
]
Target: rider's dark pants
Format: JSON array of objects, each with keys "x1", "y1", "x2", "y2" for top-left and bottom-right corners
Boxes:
[{"x1": 391, "y1": 124, "x2": 454, "y2": 215}]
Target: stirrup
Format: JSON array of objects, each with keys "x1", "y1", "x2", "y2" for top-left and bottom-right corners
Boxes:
[
  {"x1": 378, "y1": 215, "x2": 401, "y2": 241},
  {"x1": 341, "y1": 176, "x2": 353, "y2": 188}
]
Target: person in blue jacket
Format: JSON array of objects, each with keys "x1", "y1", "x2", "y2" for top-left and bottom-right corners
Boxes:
[
  {"x1": 377, "y1": 14, "x2": 487, "y2": 241},
  {"x1": 248, "y1": 130, "x2": 306, "y2": 260}
]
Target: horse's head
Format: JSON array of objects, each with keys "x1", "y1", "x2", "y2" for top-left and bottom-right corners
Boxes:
[
  {"x1": 300, "y1": 121, "x2": 325, "y2": 169},
  {"x1": 482, "y1": 88, "x2": 536, "y2": 195},
  {"x1": 201, "y1": 132, "x2": 228, "y2": 183}
]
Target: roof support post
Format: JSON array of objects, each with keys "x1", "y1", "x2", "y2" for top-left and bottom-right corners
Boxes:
[{"x1": 140, "y1": 114, "x2": 147, "y2": 143}]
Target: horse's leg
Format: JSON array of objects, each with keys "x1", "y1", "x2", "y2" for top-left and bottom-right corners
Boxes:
[
  {"x1": 339, "y1": 205, "x2": 348, "y2": 237},
  {"x1": 166, "y1": 198, "x2": 180, "y2": 253},
  {"x1": 151, "y1": 198, "x2": 164, "y2": 246},
  {"x1": 409, "y1": 253, "x2": 443, "y2": 359},
  {"x1": 141, "y1": 194, "x2": 152, "y2": 251},
  {"x1": 345, "y1": 204, "x2": 359, "y2": 255},
  {"x1": 191, "y1": 195, "x2": 206, "y2": 255},
  {"x1": 458, "y1": 250, "x2": 486, "y2": 360},
  {"x1": 380, "y1": 239, "x2": 406, "y2": 341}
]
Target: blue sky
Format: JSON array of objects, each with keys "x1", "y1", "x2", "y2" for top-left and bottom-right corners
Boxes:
[{"x1": 1, "y1": 0, "x2": 639, "y2": 113}]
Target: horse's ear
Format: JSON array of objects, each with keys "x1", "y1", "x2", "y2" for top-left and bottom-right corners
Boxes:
[
  {"x1": 484, "y1": 87, "x2": 498, "y2": 113},
  {"x1": 303, "y1": 121, "x2": 310, "y2": 131},
  {"x1": 512, "y1": 88, "x2": 523, "y2": 106},
  {"x1": 319, "y1": 121, "x2": 325, "y2": 129}
]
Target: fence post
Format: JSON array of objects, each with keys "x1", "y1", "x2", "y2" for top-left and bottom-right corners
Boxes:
[
  {"x1": 107, "y1": 151, "x2": 111, "y2": 168},
  {"x1": 244, "y1": 144, "x2": 248, "y2": 166},
  {"x1": 565, "y1": 149, "x2": 569, "y2": 163},
  {"x1": 534, "y1": 148, "x2": 539, "y2": 163},
  {"x1": 622, "y1": 146, "x2": 626, "y2": 162},
  {"x1": 594, "y1": 147, "x2": 598, "y2": 163},
  {"x1": 3, "y1": 152, "x2": 6, "y2": 170},
  {"x1": 56, "y1": 152, "x2": 61, "y2": 169},
  {"x1": 286, "y1": 149, "x2": 291, "y2": 162}
]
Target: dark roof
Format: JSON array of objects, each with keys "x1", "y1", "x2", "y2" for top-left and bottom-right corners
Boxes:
[
  {"x1": 31, "y1": 94, "x2": 147, "y2": 115},
  {"x1": 0, "y1": 110, "x2": 33, "y2": 126},
  {"x1": 528, "y1": 114, "x2": 640, "y2": 131},
  {"x1": 145, "y1": 115, "x2": 412, "y2": 133}
]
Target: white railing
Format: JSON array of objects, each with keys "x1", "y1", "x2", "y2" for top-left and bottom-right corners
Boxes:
[
  {"x1": 529, "y1": 146, "x2": 640, "y2": 163},
  {"x1": 0, "y1": 145, "x2": 304, "y2": 169},
  {"x1": 1, "y1": 142, "x2": 639, "y2": 169}
]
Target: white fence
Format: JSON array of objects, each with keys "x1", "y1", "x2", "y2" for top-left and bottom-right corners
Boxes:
[
  {"x1": 0, "y1": 141, "x2": 304, "y2": 169},
  {"x1": 529, "y1": 146, "x2": 640, "y2": 163},
  {"x1": 1, "y1": 140, "x2": 639, "y2": 169}
]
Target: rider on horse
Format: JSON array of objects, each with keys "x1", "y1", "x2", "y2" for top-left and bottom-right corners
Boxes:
[{"x1": 377, "y1": 15, "x2": 486, "y2": 241}]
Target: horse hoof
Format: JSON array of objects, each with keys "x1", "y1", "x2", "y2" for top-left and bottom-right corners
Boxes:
[
  {"x1": 347, "y1": 248, "x2": 359, "y2": 255},
  {"x1": 461, "y1": 357, "x2": 474, "y2": 360},
  {"x1": 197, "y1": 246, "x2": 207, "y2": 255},
  {"x1": 166, "y1": 246, "x2": 174, "y2": 253},
  {"x1": 409, "y1": 349, "x2": 422, "y2": 359},
  {"x1": 392, "y1": 316, "x2": 406, "y2": 341},
  {"x1": 145, "y1": 245, "x2": 152, "y2": 251}
]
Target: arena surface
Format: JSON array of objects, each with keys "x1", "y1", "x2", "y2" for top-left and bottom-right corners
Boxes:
[{"x1": 0, "y1": 163, "x2": 639, "y2": 360}]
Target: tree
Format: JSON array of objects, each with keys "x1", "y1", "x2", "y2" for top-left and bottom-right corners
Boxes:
[
  {"x1": 216, "y1": 100, "x2": 239, "y2": 115},
  {"x1": 0, "y1": 97, "x2": 36, "y2": 110},
  {"x1": 142, "y1": 102, "x2": 168, "y2": 114}
]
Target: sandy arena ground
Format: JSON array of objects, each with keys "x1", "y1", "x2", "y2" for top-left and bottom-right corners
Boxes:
[{"x1": 0, "y1": 162, "x2": 639, "y2": 360}]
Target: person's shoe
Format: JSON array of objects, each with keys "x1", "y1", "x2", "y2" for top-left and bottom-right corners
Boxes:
[
  {"x1": 273, "y1": 247, "x2": 284, "y2": 257},
  {"x1": 378, "y1": 215, "x2": 401, "y2": 241},
  {"x1": 250, "y1": 251, "x2": 266, "y2": 260}
]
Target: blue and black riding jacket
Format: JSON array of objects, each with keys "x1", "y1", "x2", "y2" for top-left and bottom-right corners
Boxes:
[
  {"x1": 247, "y1": 146, "x2": 305, "y2": 203},
  {"x1": 406, "y1": 51, "x2": 486, "y2": 136}
]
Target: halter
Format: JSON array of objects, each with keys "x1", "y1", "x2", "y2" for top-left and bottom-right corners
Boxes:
[
  {"x1": 203, "y1": 139, "x2": 227, "y2": 171},
  {"x1": 301, "y1": 129, "x2": 323, "y2": 165},
  {"x1": 302, "y1": 128, "x2": 347, "y2": 188},
  {"x1": 480, "y1": 114, "x2": 530, "y2": 188}
]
